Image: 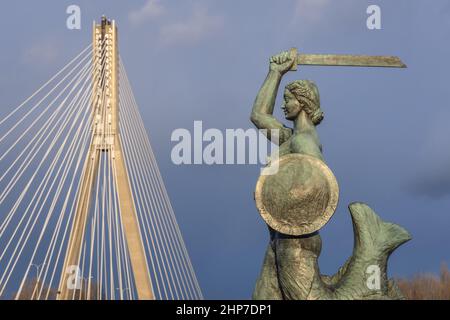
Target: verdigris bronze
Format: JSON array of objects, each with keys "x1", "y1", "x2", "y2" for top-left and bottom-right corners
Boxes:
[
  {"x1": 251, "y1": 49, "x2": 411, "y2": 300},
  {"x1": 288, "y1": 47, "x2": 407, "y2": 70}
]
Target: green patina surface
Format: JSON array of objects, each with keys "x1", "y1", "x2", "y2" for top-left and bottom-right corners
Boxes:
[{"x1": 250, "y1": 50, "x2": 411, "y2": 300}]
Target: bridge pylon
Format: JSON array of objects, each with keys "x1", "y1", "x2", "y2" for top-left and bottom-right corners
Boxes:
[{"x1": 57, "y1": 17, "x2": 154, "y2": 300}]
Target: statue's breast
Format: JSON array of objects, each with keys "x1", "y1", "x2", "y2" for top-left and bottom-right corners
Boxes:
[
  {"x1": 276, "y1": 129, "x2": 322, "y2": 159},
  {"x1": 278, "y1": 139, "x2": 292, "y2": 157},
  {"x1": 290, "y1": 132, "x2": 323, "y2": 161}
]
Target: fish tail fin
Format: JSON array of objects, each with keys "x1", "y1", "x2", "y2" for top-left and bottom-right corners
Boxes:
[{"x1": 349, "y1": 202, "x2": 411, "y2": 257}]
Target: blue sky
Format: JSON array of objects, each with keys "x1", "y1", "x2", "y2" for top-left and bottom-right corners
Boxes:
[{"x1": 1, "y1": 0, "x2": 450, "y2": 299}]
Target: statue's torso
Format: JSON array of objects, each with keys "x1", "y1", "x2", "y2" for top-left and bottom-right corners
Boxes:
[
  {"x1": 267, "y1": 126, "x2": 324, "y2": 299},
  {"x1": 278, "y1": 127, "x2": 323, "y2": 161}
]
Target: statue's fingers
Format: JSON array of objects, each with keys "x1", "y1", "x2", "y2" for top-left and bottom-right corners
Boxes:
[{"x1": 286, "y1": 53, "x2": 291, "y2": 63}]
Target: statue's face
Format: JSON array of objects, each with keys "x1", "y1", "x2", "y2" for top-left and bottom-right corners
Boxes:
[{"x1": 282, "y1": 90, "x2": 301, "y2": 120}]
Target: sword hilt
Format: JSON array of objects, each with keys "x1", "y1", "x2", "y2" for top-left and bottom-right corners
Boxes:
[{"x1": 289, "y1": 47, "x2": 298, "y2": 72}]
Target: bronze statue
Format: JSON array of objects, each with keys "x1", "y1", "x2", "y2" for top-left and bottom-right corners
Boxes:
[{"x1": 251, "y1": 49, "x2": 411, "y2": 300}]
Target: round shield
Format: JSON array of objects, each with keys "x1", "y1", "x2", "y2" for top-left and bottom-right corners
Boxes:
[{"x1": 255, "y1": 153, "x2": 339, "y2": 236}]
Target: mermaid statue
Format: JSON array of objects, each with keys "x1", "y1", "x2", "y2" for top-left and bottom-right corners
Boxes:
[{"x1": 250, "y1": 50, "x2": 411, "y2": 300}]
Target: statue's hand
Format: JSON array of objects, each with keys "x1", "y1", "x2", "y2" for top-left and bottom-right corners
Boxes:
[{"x1": 270, "y1": 50, "x2": 296, "y2": 75}]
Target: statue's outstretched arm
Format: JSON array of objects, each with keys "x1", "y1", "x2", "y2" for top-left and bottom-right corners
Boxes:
[{"x1": 251, "y1": 51, "x2": 296, "y2": 145}]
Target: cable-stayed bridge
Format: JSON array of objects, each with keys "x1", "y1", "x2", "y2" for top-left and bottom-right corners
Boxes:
[{"x1": 0, "y1": 17, "x2": 202, "y2": 300}]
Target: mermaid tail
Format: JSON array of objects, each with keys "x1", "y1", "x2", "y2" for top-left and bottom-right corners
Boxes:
[
  {"x1": 310, "y1": 202, "x2": 412, "y2": 299},
  {"x1": 252, "y1": 202, "x2": 411, "y2": 300}
]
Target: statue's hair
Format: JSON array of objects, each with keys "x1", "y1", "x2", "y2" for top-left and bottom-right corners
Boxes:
[{"x1": 285, "y1": 80, "x2": 324, "y2": 125}]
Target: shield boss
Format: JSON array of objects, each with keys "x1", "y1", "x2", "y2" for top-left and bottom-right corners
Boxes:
[{"x1": 255, "y1": 154, "x2": 339, "y2": 236}]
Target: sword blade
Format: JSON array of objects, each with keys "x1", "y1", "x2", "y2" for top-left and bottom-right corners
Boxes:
[{"x1": 297, "y1": 54, "x2": 407, "y2": 68}]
